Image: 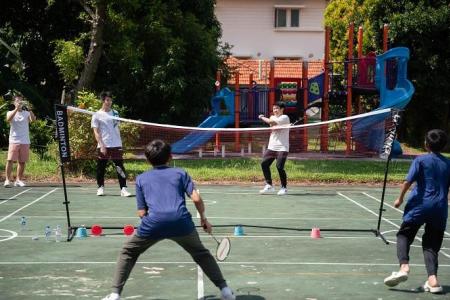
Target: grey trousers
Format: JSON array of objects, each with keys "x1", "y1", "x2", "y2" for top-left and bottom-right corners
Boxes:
[{"x1": 111, "y1": 230, "x2": 227, "y2": 294}]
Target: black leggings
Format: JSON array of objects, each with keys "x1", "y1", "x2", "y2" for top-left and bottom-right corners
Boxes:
[
  {"x1": 261, "y1": 149, "x2": 288, "y2": 188},
  {"x1": 396, "y1": 222, "x2": 444, "y2": 276},
  {"x1": 96, "y1": 148, "x2": 127, "y2": 189}
]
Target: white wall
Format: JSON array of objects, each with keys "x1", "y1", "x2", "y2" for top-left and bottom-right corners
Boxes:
[{"x1": 215, "y1": 0, "x2": 326, "y2": 60}]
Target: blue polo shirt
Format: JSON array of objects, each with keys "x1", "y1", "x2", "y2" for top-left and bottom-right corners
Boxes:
[
  {"x1": 403, "y1": 153, "x2": 450, "y2": 230},
  {"x1": 135, "y1": 166, "x2": 196, "y2": 238}
]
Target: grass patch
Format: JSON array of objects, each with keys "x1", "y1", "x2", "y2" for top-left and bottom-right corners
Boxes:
[{"x1": 0, "y1": 150, "x2": 413, "y2": 185}]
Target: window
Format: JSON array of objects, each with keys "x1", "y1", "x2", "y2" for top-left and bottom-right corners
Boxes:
[
  {"x1": 274, "y1": 7, "x2": 301, "y2": 28},
  {"x1": 275, "y1": 9, "x2": 287, "y2": 27},
  {"x1": 291, "y1": 9, "x2": 299, "y2": 27}
]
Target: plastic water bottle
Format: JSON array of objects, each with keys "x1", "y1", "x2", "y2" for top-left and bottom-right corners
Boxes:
[
  {"x1": 55, "y1": 225, "x2": 62, "y2": 242},
  {"x1": 44, "y1": 225, "x2": 52, "y2": 241},
  {"x1": 20, "y1": 217, "x2": 27, "y2": 231}
]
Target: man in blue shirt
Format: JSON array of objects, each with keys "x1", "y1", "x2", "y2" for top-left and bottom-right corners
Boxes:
[
  {"x1": 102, "y1": 140, "x2": 235, "y2": 300},
  {"x1": 384, "y1": 129, "x2": 450, "y2": 294}
]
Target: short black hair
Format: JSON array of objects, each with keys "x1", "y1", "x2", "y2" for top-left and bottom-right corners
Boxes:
[
  {"x1": 275, "y1": 101, "x2": 285, "y2": 109},
  {"x1": 425, "y1": 129, "x2": 447, "y2": 152},
  {"x1": 100, "y1": 91, "x2": 113, "y2": 101},
  {"x1": 144, "y1": 139, "x2": 171, "y2": 166}
]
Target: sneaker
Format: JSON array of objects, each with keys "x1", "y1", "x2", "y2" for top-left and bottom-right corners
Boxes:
[
  {"x1": 4, "y1": 180, "x2": 11, "y2": 187},
  {"x1": 423, "y1": 280, "x2": 443, "y2": 294},
  {"x1": 102, "y1": 293, "x2": 120, "y2": 300},
  {"x1": 14, "y1": 180, "x2": 26, "y2": 187},
  {"x1": 120, "y1": 187, "x2": 131, "y2": 197},
  {"x1": 259, "y1": 184, "x2": 275, "y2": 194},
  {"x1": 384, "y1": 271, "x2": 408, "y2": 287},
  {"x1": 97, "y1": 186, "x2": 104, "y2": 196},
  {"x1": 277, "y1": 187, "x2": 288, "y2": 196},
  {"x1": 220, "y1": 287, "x2": 236, "y2": 300}
]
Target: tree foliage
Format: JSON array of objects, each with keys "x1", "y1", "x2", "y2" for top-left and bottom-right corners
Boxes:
[
  {"x1": 1, "y1": 0, "x2": 229, "y2": 126},
  {"x1": 325, "y1": 0, "x2": 450, "y2": 148}
]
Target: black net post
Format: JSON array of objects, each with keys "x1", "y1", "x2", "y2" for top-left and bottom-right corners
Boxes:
[
  {"x1": 54, "y1": 104, "x2": 74, "y2": 241},
  {"x1": 376, "y1": 109, "x2": 401, "y2": 244}
]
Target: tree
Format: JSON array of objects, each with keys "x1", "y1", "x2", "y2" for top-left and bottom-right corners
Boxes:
[{"x1": 325, "y1": 0, "x2": 450, "y2": 148}]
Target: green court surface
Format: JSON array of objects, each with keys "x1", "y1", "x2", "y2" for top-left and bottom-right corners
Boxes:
[{"x1": 0, "y1": 184, "x2": 449, "y2": 299}]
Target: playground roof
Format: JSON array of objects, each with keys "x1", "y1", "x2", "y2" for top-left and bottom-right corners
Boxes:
[{"x1": 225, "y1": 56, "x2": 324, "y2": 85}]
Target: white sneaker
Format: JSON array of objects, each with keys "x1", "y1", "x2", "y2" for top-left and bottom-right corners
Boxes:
[
  {"x1": 120, "y1": 187, "x2": 131, "y2": 197},
  {"x1": 259, "y1": 184, "x2": 275, "y2": 194},
  {"x1": 102, "y1": 293, "x2": 120, "y2": 300},
  {"x1": 423, "y1": 280, "x2": 443, "y2": 294},
  {"x1": 14, "y1": 180, "x2": 26, "y2": 187},
  {"x1": 384, "y1": 271, "x2": 408, "y2": 287},
  {"x1": 220, "y1": 287, "x2": 236, "y2": 300},
  {"x1": 97, "y1": 186, "x2": 104, "y2": 196},
  {"x1": 277, "y1": 187, "x2": 288, "y2": 196},
  {"x1": 4, "y1": 180, "x2": 11, "y2": 187}
]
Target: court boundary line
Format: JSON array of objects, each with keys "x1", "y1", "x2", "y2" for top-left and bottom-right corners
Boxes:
[
  {"x1": 0, "y1": 189, "x2": 58, "y2": 223},
  {"x1": 0, "y1": 261, "x2": 449, "y2": 267},
  {"x1": 338, "y1": 192, "x2": 450, "y2": 259},
  {"x1": 363, "y1": 192, "x2": 450, "y2": 238},
  {"x1": 0, "y1": 188, "x2": 32, "y2": 204}
]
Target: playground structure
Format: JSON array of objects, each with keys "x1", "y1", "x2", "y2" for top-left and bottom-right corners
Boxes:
[{"x1": 172, "y1": 24, "x2": 414, "y2": 155}]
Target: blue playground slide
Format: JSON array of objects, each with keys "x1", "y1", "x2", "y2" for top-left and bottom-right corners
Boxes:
[
  {"x1": 171, "y1": 88, "x2": 235, "y2": 154},
  {"x1": 353, "y1": 47, "x2": 415, "y2": 154}
]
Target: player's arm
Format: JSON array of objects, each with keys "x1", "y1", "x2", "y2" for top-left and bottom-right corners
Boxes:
[
  {"x1": 394, "y1": 181, "x2": 412, "y2": 208},
  {"x1": 28, "y1": 110, "x2": 36, "y2": 122},
  {"x1": 190, "y1": 189, "x2": 212, "y2": 233},
  {"x1": 92, "y1": 127, "x2": 107, "y2": 155},
  {"x1": 6, "y1": 107, "x2": 19, "y2": 123},
  {"x1": 258, "y1": 115, "x2": 277, "y2": 126},
  {"x1": 136, "y1": 181, "x2": 148, "y2": 218}
]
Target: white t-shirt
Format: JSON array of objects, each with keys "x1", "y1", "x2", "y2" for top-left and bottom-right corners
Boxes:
[
  {"x1": 268, "y1": 114, "x2": 290, "y2": 152},
  {"x1": 7, "y1": 110, "x2": 31, "y2": 144},
  {"x1": 91, "y1": 109, "x2": 122, "y2": 148}
]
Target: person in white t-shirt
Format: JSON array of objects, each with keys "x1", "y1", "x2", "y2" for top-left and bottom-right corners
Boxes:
[
  {"x1": 258, "y1": 102, "x2": 290, "y2": 196},
  {"x1": 91, "y1": 91, "x2": 131, "y2": 197},
  {"x1": 4, "y1": 95, "x2": 36, "y2": 187}
]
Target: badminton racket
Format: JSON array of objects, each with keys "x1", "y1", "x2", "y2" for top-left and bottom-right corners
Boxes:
[
  {"x1": 196, "y1": 189, "x2": 231, "y2": 261},
  {"x1": 210, "y1": 233, "x2": 231, "y2": 261}
]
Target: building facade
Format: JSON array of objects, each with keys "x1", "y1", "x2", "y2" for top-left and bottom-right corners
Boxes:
[{"x1": 215, "y1": 0, "x2": 327, "y2": 60}]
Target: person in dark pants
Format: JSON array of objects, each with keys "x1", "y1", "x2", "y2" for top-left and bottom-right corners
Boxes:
[
  {"x1": 91, "y1": 91, "x2": 131, "y2": 197},
  {"x1": 384, "y1": 129, "x2": 450, "y2": 294},
  {"x1": 258, "y1": 101, "x2": 290, "y2": 196},
  {"x1": 102, "y1": 139, "x2": 235, "y2": 300}
]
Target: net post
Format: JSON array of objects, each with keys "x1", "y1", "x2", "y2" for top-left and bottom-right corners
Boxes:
[
  {"x1": 240, "y1": 147, "x2": 245, "y2": 157},
  {"x1": 54, "y1": 104, "x2": 74, "y2": 242},
  {"x1": 221, "y1": 145, "x2": 225, "y2": 158},
  {"x1": 376, "y1": 109, "x2": 401, "y2": 244},
  {"x1": 198, "y1": 148, "x2": 203, "y2": 158},
  {"x1": 248, "y1": 143, "x2": 252, "y2": 154}
]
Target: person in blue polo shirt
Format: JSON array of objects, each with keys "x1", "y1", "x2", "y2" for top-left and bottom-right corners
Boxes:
[
  {"x1": 384, "y1": 129, "x2": 450, "y2": 294},
  {"x1": 102, "y1": 139, "x2": 235, "y2": 300}
]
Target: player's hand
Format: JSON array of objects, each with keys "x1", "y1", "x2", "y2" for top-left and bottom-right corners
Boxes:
[
  {"x1": 100, "y1": 145, "x2": 107, "y2": 155},
  {"x1": 201, "y1": 218, "x2": 212, "y2": 234},
  {"x1": 258, "y1": 114, "x2": 264, "y2": 119},
  {"x1": 394, "y1": 198, "x2": 403, "y2": 208}
]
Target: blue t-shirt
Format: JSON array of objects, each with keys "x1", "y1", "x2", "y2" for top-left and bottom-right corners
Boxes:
[
  {"x1": 403, "y1": 153, "x2": 450, "y2": 230},
  {"x1": 135, "y1": 166, "x2": 196, "y2": 238}
]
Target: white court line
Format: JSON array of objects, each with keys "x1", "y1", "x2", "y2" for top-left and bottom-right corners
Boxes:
[
  {"x1": 0, "y1": 188, "x2": 32, "y2": 204},
  {"x1": 363, "y1": 192, "x2": 450, "y2": 238},
  {"x1": 0, "y1": 189, "x2": 58, "y2": 223},
  {"x1": 338, "y1": 192, "x2": 450, "y2": 259},
  {"x1": 197, "y1": 266, "x2": 204, "y2": 300},
  {"x1": 0, "y1": 229, "x2": 18, "y2": 242},
  {"x1": 0, "y1": 261, "x2": 449, "y2": 267}
]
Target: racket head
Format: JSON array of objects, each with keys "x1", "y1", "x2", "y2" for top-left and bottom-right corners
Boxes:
[{"x1": 216, "y1": 237, "x2": 231, "y2": 261}]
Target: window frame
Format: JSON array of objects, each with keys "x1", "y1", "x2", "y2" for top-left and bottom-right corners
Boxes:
[{"x1": 274, "y1": 5, "x2": 304, "y2": 29}]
